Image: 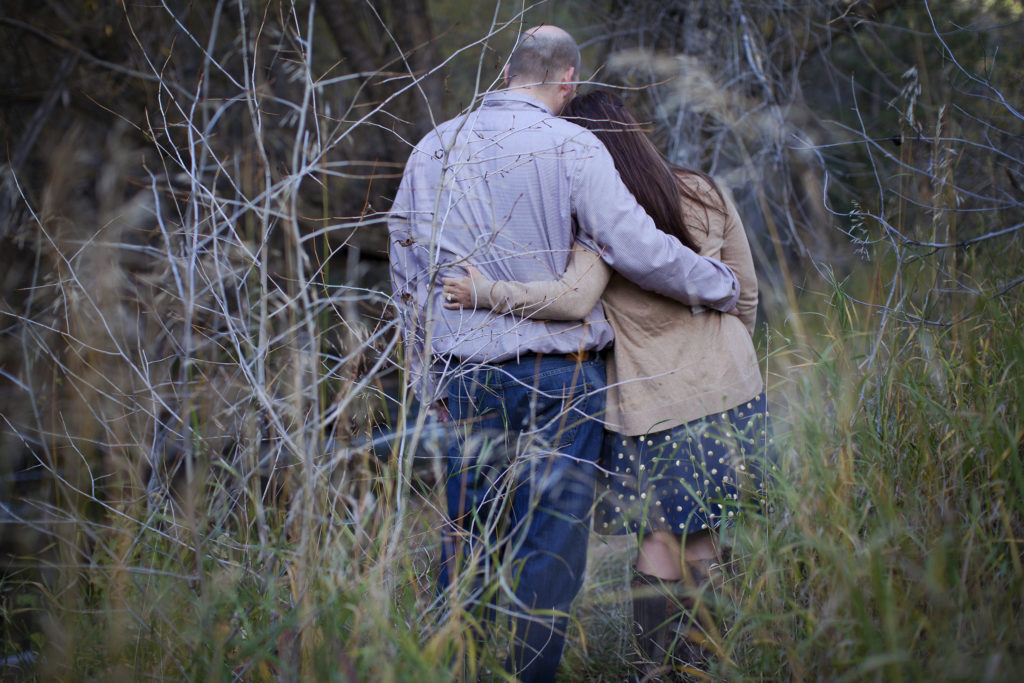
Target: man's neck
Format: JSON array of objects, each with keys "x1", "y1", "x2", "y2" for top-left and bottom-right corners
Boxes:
[{"x1": 508, "y1": 84, "x2": 562, "y2": 114}]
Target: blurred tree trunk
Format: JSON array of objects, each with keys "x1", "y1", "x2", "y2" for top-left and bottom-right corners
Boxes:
[
  {"x1": 312, "y1": 0, "x2": 443, "y2": 257},
  {"x1": 318, "y1": 0, "x2": 442, "y2": 121}
]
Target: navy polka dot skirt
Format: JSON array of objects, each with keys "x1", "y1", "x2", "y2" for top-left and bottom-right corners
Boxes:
[{"x1": 593, "y1": 393, "x2": 775, "y2": 536}]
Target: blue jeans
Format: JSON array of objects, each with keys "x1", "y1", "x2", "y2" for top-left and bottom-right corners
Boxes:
[{"x1": 440, "y1": 353, "x2": 606, "y2": 682}]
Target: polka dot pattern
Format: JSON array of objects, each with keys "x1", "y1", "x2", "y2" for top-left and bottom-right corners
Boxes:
[{"x1": 593, "y1": 392, "x2": 775, "y2": 536}]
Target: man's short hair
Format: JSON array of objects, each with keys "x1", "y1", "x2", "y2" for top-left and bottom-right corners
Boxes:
[{"x1": 507, "y1": 27, "x2": 581, "y2": 85}]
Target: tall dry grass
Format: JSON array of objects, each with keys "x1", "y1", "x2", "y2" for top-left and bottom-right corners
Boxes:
[{"x1": 556, "y1": 264, "x2": 1024, "y2": 682}]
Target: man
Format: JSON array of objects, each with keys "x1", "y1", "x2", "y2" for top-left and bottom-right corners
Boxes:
[{"x1": 388, "y1": 26, "x2": 739, "y2": 681}]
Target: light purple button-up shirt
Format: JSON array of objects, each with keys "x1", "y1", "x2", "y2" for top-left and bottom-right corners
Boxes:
[{"x1": 388, "y1": 92, "x2": 739, "y2": 399}]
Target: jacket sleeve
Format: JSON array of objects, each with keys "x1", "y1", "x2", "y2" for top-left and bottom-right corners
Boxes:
[
  {"x1": 476, "y1": 248, "x2": 610, "y2": 319},
  {"x1": 717, "y1": 190, "x2": 759, "y2": 336}
]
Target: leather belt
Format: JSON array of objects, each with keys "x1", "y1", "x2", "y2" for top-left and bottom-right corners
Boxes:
[{"x1": 449, "y1": 349, "x2": 598, "y2": 366}]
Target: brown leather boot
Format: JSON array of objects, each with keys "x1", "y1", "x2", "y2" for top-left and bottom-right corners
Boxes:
[
  {"x1": 632, "y1": 570, "x2": 673, "y2": 665},
  {"x1": 632, "y1": 570, "x2": 712, "y2": 675}
]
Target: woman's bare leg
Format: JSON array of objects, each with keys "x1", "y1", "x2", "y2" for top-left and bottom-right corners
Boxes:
[
  {"x1": 636, "y1": 530, "x2": 684, "y2": 579},
  {"x1": 636, "y1": 529, "x2": 719, "y2": 580},
  {"x1": 682, "y1": 529, "x2": 719, "y2": 579}
]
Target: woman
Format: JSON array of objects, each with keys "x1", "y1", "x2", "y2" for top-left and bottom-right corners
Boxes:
[{"x1": 441, "y1": 90, "x2": 773, "y2": 667}]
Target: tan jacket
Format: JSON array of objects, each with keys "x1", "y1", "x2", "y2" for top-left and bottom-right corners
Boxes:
[{"x1": 473, "y1": 175, "x2": 763, "y2": 436}]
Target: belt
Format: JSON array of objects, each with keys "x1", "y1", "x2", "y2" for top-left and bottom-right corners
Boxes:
[{"x1": 450, "y1": 349, "x2": 598, "y2": 367}]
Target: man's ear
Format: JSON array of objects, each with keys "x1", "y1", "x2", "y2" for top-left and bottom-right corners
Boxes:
[
  {"x1": 563, "y1": 66, "x2": 576, "y2": 87},
  {"x1": 558, "y1": 66, "x2": 576, "y2": 101}
]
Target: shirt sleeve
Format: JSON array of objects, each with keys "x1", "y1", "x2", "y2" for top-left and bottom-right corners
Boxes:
[
  {"x1": 477, "y1": 248, "x2": 611, "y2": 319},
  {"x1": 570, "y1": 138, "x2": 739, "y2": 312},
  {"x1": 388, "y1": 177, "x2": 441, "y2": 402}
]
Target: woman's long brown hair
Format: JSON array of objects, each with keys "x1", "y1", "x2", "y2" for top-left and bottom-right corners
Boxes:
[{"x1": 563, "y1": 89, "x2": 725, "y2": 253}]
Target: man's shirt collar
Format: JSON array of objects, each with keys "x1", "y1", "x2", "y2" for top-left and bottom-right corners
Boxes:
[{"x1": 481, "y1": 90, "x2": 554, "y2": 116}]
